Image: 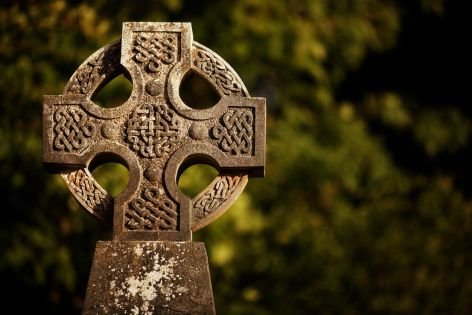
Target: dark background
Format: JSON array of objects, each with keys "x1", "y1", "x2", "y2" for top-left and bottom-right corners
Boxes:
[{"x1": 1, "y1": 0, "x2": 471, "y2": 314}]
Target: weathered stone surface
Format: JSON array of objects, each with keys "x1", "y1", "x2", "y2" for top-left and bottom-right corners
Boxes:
[
  {"x1": 43, "y1": 22, "x2": 266, "y2": 240},
  {"x1": 43, "y1": 22, "x2": 266, "y2": 314},
  {"x1": 83, "y1": 241, "x2": 215, "y2": 315}
]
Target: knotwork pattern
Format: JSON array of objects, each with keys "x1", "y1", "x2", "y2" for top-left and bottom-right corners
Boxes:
[
  {"x1": 133, "y1": 32, "x2": 177, "y2": 73},
  {"x1": 53, "y1": 107, "x2": 96, "y2": 152},
  {"x1": 126, "y1": 103, "x2": 181, "y2": 158},
  {"x1": 125, "y1": 187, "x2": 178, "y2": 231},
  {"x1": 193, "y1": 45, "x2": 243, "y2": 96},
  {"x1": 68, "y1": 42, "x2": 120, "y2": 95},
  {"x1": 193, "y1": 175, "x2": 243, "y2": 219},
  {"x1": 67, "y1": 170, "x2": 112, "y2": 219},
  {"x1": 212, "y1": 108, "x2": 254, "y2": 155},
  {"x1": 45, "y1": 23, "x2": 265, "y2": 239}
]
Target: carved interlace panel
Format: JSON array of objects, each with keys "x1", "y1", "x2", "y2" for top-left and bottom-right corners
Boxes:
[
  {"x1": 125, "y1": 187, "x2": 178, "y2": 231},
  {"x1": 212, "y1": 108, "x2": 254, "y2": 155},
  {"x1": 193, "y1": 45, "x2": 243, "y2": 96},
  {"x1": 47, "y1": 24, "x2": 264, "y2": 239},
  {"x1": 126, "y1": 103, "x2": 181, "y2": 158},
  {"x1": 66, "y1": 170, "x2": 112, "y2": 220},
  {"x1": 193, "y1": 175, "x2": 243, "y2": 219},
  {"x1": 67, "y1": 43, "x2": 120, "y2": 95},
  {"x1": 133, "y1": 32, "x2": 178, "y2": 73},
  {"x1": 53, "y1": 107, "x2": 96, "y2": 152}
]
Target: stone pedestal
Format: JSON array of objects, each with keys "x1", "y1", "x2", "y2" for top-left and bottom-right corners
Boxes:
[
  {"x1": 82, "y1": 241, "x2": 215, "y2": 314},
  {"x1": 43, "y1": 22, "x2": 266, "y2": 315}
]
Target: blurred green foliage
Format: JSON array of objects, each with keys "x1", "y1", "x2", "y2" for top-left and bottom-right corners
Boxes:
[{"x1": 1, "y1": 0, "x2": 471, "y2": 314}]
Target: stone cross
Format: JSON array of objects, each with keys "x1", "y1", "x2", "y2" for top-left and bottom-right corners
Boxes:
[
  {"x1": 43, "y1": 22, "x2": 265, "y2": 241},
  {"x1": 43, "y1": 22, "x2": 265, "y2": 314}
]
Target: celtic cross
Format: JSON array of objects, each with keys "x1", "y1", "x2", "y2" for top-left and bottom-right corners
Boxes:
[{"x1": 43, "y1": 22, "x2": 266, "y2": 242}]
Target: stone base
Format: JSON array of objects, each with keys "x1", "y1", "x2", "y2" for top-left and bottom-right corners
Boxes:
[{"x1": 82, "y1": 241, "x2": 215, "y2": 314}]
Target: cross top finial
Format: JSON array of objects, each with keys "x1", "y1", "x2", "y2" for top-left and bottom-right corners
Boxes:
[{"x1": 43, "y1": 22, "x2": 266, "y2": 241}]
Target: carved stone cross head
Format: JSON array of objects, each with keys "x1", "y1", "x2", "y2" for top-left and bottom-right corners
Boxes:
[{"x1": 43, "y1": 22, "x2": 266, "y2": 241}]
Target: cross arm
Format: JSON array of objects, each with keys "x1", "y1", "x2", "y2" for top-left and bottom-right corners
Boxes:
[{"x1": 43, "y1": 95, "x2": 96, "y2": 172}]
